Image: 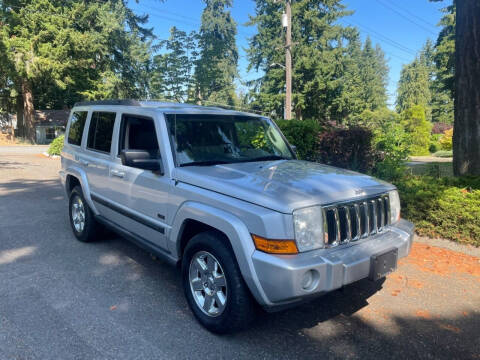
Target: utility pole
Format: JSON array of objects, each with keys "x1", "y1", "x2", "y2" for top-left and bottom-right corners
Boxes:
[{"x1": 284, "y1": 0, "x2": 292, "y2": 120}]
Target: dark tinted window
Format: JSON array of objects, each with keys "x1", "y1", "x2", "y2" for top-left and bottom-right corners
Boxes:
[
  {"x1": 118, "y1": 115, "x2": 160, "y2": 157},
  {"x1": 67, "y1": 111, "x2": 88, "y2": 146},
  {"x1": 87, "y1": 112, "x2": 116, "y2": 153}
]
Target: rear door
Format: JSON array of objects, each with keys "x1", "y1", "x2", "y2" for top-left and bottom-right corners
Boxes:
[
  {"x1": 106, "y1": 113, "x2": 170, "y2": 250},
  {"x1": 82, "y1": 111, "x2": 117, "y2": 213}
]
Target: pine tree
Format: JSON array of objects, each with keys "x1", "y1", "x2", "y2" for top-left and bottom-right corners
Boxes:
[
  {"x1": 396, "y1": 57, "x2": 431, "y2": 121},
  {"x1": 247, "y1": 1, "x2": 387, "y2": 123},
  {"x1": 434, "y1": 1, "x2": 455, "y2": 97},
  {"x1": 151, "y1": 27, "x2": 198, "y2": 102},
  {"x1": 399, "y1": 40, "x2": 453, "y2": 124},
  {"x1": 0, "y1": 0, "x2": 154, "y2": 142},
  {"x1": 420, "y1": 40, "x2": 454, "y2": 124},
  {"x1": 359, "y1": 38, "x2": 389, "y2": 112},
  {"x1": 195, "y1": 0, "x2": 238, "y2": 106}
]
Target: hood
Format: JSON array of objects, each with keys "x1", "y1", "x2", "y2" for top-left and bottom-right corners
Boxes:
[{"x1": 173, "y1": 160, "x2": 395, "y2": 214}]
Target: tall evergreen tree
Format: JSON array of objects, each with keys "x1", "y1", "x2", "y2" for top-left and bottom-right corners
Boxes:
[
  {"x1": 358, "y1": 37, "x2": 389, "y2": 112},
  {"x1": 396, "y1": 56, "x2": 431, "y2": 120},
  {"x1": 397, "y1": 40, "x2": 453, "y2": 124},
  {"x1": 335, "y1": 35, "x2": 388, "y2": 124},
  {"x1": 195, "y1": 0, "x2": 238, "y2": 106},
  {"x1": 0, "y1": 0, "x2": 153, "y2": 141},
  {"x1": 151, "y1": 27, "x2": 198, "y2": 102},
  {"x1": 420, "y1": 39, "x2": 454, "y2": 124},
  {"x1": 247, "y1": 0, "x2": 387, "y2": 122},
  {"x1": 434, "y1": 1, "x2": 455, "y2": 97}
]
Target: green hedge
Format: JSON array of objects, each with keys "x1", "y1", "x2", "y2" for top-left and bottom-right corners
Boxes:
[
  {"x1": 47, "y1": 135, "x2": 65, "y2": 156},
  {"x1": 275, "y1": 119, "x2": 321, "y2": 161},
  {"x1": 393, "y1": 175, "x2": 480, "y2": 246}
]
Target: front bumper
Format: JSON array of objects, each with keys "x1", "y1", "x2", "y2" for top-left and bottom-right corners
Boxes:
[{"x1": 251, "y1": 219, "x2": 414, "y2": 307}]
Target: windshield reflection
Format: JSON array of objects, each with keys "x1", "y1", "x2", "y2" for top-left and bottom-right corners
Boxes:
[{"x1": 166, "y1": 114, "x2": 295, "y2": 166}]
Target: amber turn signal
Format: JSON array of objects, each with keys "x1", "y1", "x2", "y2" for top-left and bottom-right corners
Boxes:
[{"x1": 252, "y1": 234, "x2": 298, "y2": 254}]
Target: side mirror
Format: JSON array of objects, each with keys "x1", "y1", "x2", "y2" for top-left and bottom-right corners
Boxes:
[
  {"x1": 120, "y1": 150, "x2": 163, "y2": 173},
  {"x1": 290, "y1": 145, "x2": 297, "y2": 154}
]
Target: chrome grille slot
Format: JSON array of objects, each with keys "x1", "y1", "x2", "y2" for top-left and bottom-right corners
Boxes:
[{"x1": 323, "y1": 194, "x2": 390, "y2": 247}]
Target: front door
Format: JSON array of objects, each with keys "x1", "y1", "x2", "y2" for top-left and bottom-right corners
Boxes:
[{"x1": 107, "y1": 113, "x2": 170, "y2": 250}]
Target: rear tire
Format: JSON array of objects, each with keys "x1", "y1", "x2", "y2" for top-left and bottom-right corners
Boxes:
[
  {"x1": 69, "y1": 186, "x2": 100, "y2": 243},
  {"x1": 182, "y1": 231, "x2": 257, "y2": 334}
]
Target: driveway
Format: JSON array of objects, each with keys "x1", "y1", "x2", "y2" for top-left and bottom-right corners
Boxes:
[
  {"x1": 0, "y1": 145, "x2": 49, "y2": 155},
  {"x1": 0, "y1": 153, "x2": 479, "y2": 360}
]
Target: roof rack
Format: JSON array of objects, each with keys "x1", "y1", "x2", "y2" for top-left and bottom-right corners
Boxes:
[
  {"x1": 73, "y1": 99, "x2": 141, "y2": 107},
  {"x1": 72, "y1": 99, "x2": 262, "y2": 116}
]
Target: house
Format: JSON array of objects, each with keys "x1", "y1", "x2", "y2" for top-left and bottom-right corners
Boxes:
[
  {"x1": 8, "y1": 110, "x2": 70, "y2": 144},
  {"x1": 34, "y1": 110, "x2": 69, "y2": 144}
]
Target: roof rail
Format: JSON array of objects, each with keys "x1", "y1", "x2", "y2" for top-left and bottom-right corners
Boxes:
[{"x1": 73, "y1": 99, "x2": 141, "y2": 107}]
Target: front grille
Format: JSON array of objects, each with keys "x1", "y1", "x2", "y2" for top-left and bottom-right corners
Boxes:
[{"x1": 323, "y1": 194, "x2": 390, "y2": 247}]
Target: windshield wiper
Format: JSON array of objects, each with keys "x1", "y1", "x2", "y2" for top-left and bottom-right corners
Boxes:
[
  {"x1": 239, "y1": 155, "x2": 291, "y2": 163},
  {"x1": 179, "y1": 160, "x2": 235, "y2": 167}
]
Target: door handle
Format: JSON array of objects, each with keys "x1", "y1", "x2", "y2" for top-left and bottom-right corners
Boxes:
[
  {"x1": 110, "y1": 170, "x2": 125, "y2": 178},
  {"x1": 79, "y1": 159, "x2": 89, "y2": 167}
]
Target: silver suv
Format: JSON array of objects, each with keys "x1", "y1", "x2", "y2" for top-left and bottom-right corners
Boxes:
[{"x1": 60, "y1": 100, "x2": 414, "y2": 333}]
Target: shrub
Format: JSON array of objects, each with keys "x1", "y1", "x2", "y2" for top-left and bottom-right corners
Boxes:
[
  {"x1": 47, "y1": 135, "x2": 65, "y2": 156},
  {"x1": 316, "y1": 127, "x2": 379, "y2": 173},
  {"x1": 276, "y1": 119, "x2": 321, "y2": 161},
  {"x1": 401, "y1": 105, "x2": 432, "y2": 156},
  {"x1": 429, "y1": 134, "x2": 441, "y2": 153},
  {"x1": 439, "y1": 128, "x2": 453, "y2": 150},
  {"x1": 393, "y1": 175, "x2": 480, "y2": 246},
  {"x1": 429, "y1": 142, "x2": 439, "y2": 153},
  {"x1": 373, "y1": 122, "x2": 411, "y2": 181},
  {"x1": 432, "y1": 122, "x2": 453, "y2": 135}
]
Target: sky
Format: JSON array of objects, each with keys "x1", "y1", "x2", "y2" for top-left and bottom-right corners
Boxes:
[{"x1": 129, "y1": 0, "x2": 450, "y2": 107}]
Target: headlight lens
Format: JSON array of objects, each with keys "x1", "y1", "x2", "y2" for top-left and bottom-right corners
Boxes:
[
  {"x1": 389, "y1": 190, "x2": 401, "y2": 224},
  {"x1": 293, "y1": 206, "x2": 324, "y2": 252}
]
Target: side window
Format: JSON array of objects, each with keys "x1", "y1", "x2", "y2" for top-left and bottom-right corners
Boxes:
[
  {"x1": 87, "y1": 112, "x2": 116, "y2": 153},
  {"x1": 67, "y1": 111, "x2": 88, "y2": 146},
  {"x1": 118, "y1": 114, "x2": 160, "y2": 158}
]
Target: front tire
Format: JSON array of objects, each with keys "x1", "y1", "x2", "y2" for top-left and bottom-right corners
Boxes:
[
  {"x1": 69, "y1": 186, "x2": 99, "y2": 243},
  {"x1": 182, "y1": 231, "x2": 257, "y2": 334}
]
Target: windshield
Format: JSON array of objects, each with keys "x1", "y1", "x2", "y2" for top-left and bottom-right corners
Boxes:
[{"x1": 166, "y1": 114, "x2": 295, "y2": 167}]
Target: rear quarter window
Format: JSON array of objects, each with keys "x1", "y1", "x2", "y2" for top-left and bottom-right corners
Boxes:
[
  {"x1": 67, "y1": 111, "x2": 88, "y2": 146},
  {"x1": 87, "y1": 112, "x2": 116, "y2": 153}
]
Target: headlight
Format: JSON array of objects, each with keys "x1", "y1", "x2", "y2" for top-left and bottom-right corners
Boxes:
[
  {"x1": 293, "y1": 206, "x2": 324, "y2": 252},
  {"x1": 389, "y1": 190, "x2": 401, "y2": 224}
]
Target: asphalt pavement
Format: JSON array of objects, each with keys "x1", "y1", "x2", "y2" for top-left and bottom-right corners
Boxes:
[{"x1": 0, "y1": 150, "x2": 478, "y2": 360}]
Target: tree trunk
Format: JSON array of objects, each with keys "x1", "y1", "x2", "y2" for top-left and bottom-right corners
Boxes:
[
  {"x1": 16, "y1": 93, "x2": 24, "y2": 138},
  {"x1": 21, "y1": 79, "x2": 36, "y2": 144},
  {"x1": 453, "y1": 0, "x2": 480, "y2": 176}
]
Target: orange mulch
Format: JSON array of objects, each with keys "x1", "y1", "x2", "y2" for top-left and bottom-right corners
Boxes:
[{"x1": 400, "y1": 243, "x2": 480, "y2": 279}]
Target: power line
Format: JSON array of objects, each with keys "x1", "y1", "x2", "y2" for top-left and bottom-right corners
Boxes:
[
  {"x1": 374, "y1": 0, "x2": 437, "y2": 36},
  {"x1": 135, "y1": 3, "x2": 255, "y2": 39},
  {"x1": 342, "y1": 20, "x2": 418, "y2": 56},
  {"x1": 381, "y1": 0, "x2": 438, "y2": 29}
]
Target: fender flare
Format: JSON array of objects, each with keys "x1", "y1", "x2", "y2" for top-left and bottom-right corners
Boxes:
[
  {"x1": 64, "y1": 166, "x2": 99, "y2": 215},
  {"x1": 170, "y1": 201, "x2": 271, "y2": 306}
]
